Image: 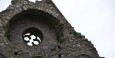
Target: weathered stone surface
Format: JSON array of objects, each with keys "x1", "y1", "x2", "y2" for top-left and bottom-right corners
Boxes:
[{"x1": 0, "y1": 0, "x2": 104, "y2": 58}]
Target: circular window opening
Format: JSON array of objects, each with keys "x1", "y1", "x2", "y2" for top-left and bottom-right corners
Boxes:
[{"x1": 22, "y1": 27, "x2": 43, "y2": 46}]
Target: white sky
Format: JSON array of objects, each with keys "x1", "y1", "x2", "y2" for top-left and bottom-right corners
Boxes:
[{"x1": 0, "y1": 0, "x2": 115, "y2": 58}]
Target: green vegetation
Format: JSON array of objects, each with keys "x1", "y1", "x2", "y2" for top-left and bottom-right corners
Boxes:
[
  {"x1": 56, "y1": 31, "x2": 65, "y2": 44},
  {"x1": 51, "y1": 47, "x2": 56, "y2": 51},
  {"x1": 5, "y1": 31, "x2": 10, "y2": 39},
  {"x1": 73, "y1": 32, "x2": 85, "y2": 38},
  {"x1": 73, "y1": 32, "x2": 81, "y2": 38}
]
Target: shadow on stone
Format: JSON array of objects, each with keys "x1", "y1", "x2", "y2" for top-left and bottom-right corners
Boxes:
[
  {"x1": 31, "y1": 56, "x2": 44, "y2": 58},
  {"x1": 0, "y1": 53, "x2": 6, "y2": 58}
]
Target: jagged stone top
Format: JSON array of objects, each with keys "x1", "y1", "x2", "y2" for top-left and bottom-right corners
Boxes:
[{"x1": 11, "y1": 0, "x2": 52, "y2": 4}]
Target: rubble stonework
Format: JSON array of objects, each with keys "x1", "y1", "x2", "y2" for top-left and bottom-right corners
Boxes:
[{"x1": 0, "y1": 0, "x2": 104, "y2": 58}]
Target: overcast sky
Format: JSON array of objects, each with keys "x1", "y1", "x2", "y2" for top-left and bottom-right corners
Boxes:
[{"x1": 0, "y1": 0, "x2": 115, "y2": 58}]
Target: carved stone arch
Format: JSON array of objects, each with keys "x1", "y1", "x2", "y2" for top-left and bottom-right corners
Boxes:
[
  {"x1": 6, "y1": 9, "x2": 63, "y2": 33},
  {"x1": 0, "y1": 9, "x2": 65, "y2": 58},
  {"x1": 8, "y1": 9, "x2": 63, "y2": 40},
  {"x1": 1, "y1": 1, "x2": 63, "y2": 28}
]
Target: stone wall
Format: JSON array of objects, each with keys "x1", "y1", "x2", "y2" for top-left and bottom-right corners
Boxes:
[{"x1": 0, "y1": 0, "x2": 103, "y2": 58}]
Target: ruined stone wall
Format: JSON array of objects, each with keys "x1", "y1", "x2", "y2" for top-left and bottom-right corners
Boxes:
[{"x1": 0, "y1": 0, "x2": 104, "y2": 58}]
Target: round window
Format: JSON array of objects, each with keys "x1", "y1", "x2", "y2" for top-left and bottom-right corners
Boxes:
[{"x1": 22, "y1": 27, "x2": 43, "y2": 46}]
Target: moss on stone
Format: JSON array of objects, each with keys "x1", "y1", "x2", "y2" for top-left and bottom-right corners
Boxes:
[
  {"x1": 5, "y1": 31, "x2": 10, "y2": 39},
  {"x1": 56, "y1": 32, "x2": 65, "y2": 44},
  {"x1": 51, "y1": 47, "x2": 56, "y2": 51},
  {"x1": 73, "y1": 32, "x2": 81, "y2": 38}
]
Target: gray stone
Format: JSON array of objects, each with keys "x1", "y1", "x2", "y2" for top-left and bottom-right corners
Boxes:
[{"x1": 0, "y1": 0, "x2": 104, "y2": 58}]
